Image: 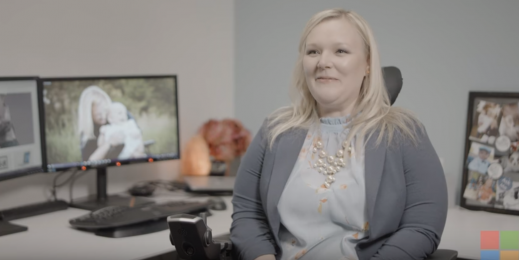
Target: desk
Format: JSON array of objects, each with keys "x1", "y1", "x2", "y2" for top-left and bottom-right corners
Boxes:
[
  {"x1": 439, "y1": 206, "x2": 519, "y2": 260},
  {"x1": 0, "y1": 192, "x2": 233, "y2": 260},
  {"x1": 1, "y1": 194, "x2": 517, "y2": 260}
]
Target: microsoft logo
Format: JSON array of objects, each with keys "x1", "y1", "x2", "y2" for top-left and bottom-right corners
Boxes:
[{"x1": 481, "y1": 231, "x2": 519, "y2": 260}]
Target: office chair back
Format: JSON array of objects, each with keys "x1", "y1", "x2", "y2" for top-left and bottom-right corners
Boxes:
[{"x1": 382, "y1": 66, "x2": 403, "y2": 105}]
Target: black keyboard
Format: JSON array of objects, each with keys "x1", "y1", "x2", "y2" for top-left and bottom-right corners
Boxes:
[
  {"x1": 69, "y1": 200, "x2": 210, "y2": 230},
  {"x1": 0, "y1": 200, "x2": 68, "y2": 221}
]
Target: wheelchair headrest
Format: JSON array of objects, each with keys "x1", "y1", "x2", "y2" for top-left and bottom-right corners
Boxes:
[{"x1": 382, "y1": 66, "x2": 402, "y2": 105}]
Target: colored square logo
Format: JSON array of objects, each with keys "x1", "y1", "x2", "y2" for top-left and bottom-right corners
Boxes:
[
  {"x1": 501, "y1": 231, "x2": 519, "y2": 250},
  {"x1": 481, "y1": 250, "x2": 499, "y2": 260},
  {"x1": 482, "y1": 231, "x2": 500, "y2": 250},
  {"x1": 500, "y1": 251, "x2": 519, "y2": 260}
]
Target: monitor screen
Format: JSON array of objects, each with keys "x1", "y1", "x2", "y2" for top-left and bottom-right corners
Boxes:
[
  {"x1": 40, "y1": 75, "x2": 179, "y2": 172},
  {"x1": 0, "y1": 78, "x2": 43, "y2": 181}
]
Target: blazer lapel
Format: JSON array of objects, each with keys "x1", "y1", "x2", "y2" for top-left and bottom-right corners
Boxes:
[
  {"x1": 266, "y1": 127, "x2": 308, "y2": 240},
  {"x1": 364, "y1": 131, "x2": 386, "y2": 227}
]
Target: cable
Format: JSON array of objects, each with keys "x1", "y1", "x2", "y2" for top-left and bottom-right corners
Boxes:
[
  {"x1": 55, "y1": 170, "x2": 78, "y2": 187},
  {"x1": 69, "y1": 171, "x2": 89, "y2": 203},
  {"x1": 49, "y1": 169, "x2": 77, "y2": 201}
]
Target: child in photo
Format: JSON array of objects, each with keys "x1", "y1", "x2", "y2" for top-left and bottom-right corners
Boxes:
[
  {"x1": 463, "y1": 176, "x2": 479, "y2": 200},
  {"x1": 98, "y1": 102, "x2": 146, "y2": 159},
  {"x1": 469, "y1": 171, "x2": 480, "y2": 182},
  {"x1": 503, "y1": 152, "x2": 519, "y2": 173},
  {"x1": 468, "y1": 146, "x2": 492, "y2": 174},
  {"x1": 499, "y1": 102, "x2": 519, "y2": 142},
  {"x1": 503, "y1": 184, "x2": 519, "y2": 210},
  {"x1": 494, "y1": 177, "x2": 513, "y2": 207},
  {"x1": 476, "y1": 101, "x2": 501, "y2": 144},
  {"x1": 477, "y1": 177, "x2": 495, "y2": 204}
]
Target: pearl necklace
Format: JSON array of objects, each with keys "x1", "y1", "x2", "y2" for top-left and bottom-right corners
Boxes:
[{"x1": 312, "y1": 138, "x2": 353, "y2": 189}]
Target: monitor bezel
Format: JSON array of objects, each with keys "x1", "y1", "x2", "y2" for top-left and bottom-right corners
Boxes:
[
  {"x1": 38, "y1": 74, "x2": 180, "y2": 173},
  {"x1": 0, "y1": 76, "x2": 45, "y2": 182}
]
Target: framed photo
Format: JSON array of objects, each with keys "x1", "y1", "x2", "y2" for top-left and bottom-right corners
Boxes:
[{"x1": 461, "y1": 92, "x2": 519, "y2": 215}]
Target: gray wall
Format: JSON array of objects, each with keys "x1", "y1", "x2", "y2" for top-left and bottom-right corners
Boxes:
[{"x1": 235, "y1": 1, "x2": 519, "y2": 207}]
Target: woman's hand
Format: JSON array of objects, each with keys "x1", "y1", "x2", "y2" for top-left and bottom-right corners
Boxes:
[{"x1": 254, "y1": 255, "x2": 275, "y2": 260}]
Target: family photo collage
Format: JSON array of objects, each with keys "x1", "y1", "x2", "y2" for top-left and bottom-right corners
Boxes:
[{"x1": 462, "y1": 92, "x2": 519, "y2": 214}]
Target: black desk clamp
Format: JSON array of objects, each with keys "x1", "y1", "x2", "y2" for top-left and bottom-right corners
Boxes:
[{"x1": 168, "y1": 213, "x2": 232, "y2": 260}]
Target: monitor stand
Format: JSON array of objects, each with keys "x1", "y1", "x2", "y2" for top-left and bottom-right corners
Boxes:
[
  {"x1": 0, "y1": 221, "x2": 27, "y2": 237},
  {"x1": 69, "y1": 167, "x2": 153, "y2": 211}
]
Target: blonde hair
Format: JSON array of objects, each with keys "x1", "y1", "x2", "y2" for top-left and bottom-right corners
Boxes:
[
  {"x1": 78, "y1": 86, "x2": 112, "y2": 145},
  {"x1": 267, "y1": 8, "x2": 422, "y2": 149}
]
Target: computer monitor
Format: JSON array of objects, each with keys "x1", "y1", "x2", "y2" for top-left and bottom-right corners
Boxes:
[
  {"x1": 40, "y1": 75, "x2": 179, "y2": 210},
  {"x1": 0, "y1": 77, "x2": 44, "y2": 182},
  {"x1": 0, "y1": 77, "x2": 45, "y2": 236}
]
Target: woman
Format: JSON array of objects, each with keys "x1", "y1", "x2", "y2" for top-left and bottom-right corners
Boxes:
[
  {"x1": 230, "y1": 9, "x2": 448, "y2": 260},
  {"x1": 77, "y1": 86, "x2": 125, "y2": 161}
]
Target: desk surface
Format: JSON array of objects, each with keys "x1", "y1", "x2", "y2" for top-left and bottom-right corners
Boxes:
[
  {"x1": 1, "y1": 193, "x2": 517, "y2": 260},
  {"x1": 0, "y1": 193, "x2": 233, "y2": 260}
]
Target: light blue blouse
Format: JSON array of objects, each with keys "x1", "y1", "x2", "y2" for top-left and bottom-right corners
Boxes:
[{"x1": 277, "y1": 116, "x2": 368, "y2": 260}]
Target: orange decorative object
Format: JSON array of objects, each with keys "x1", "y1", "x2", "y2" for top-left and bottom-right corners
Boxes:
[
  {"x1": 180, "y1": 134, "x2": 211, "y2": 176},
  {"x1": 198, "y1": 119, "x2": 252, "y2": 162},
  {"x1": 198, "y1": 119, "x2": 252, "y2": 175}
]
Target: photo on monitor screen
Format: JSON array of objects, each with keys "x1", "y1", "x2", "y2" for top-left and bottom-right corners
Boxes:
[
  {"x1": 41, "y1": 76, "x2": 179, "y2": 170},
  {"x1": 0, "y1": 93, "x2": 35, "y2": 148},
  {"x1": 0, "y1": 78, "x2": 43, "y2": 181}
]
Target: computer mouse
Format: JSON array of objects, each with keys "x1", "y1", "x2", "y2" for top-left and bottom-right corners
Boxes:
[
  {"x1": 208, "y1": 197, "x2": 226, "y2": 211},
  {"x1": 128, "y1": 183, "x2": 156, "y2": 197}
]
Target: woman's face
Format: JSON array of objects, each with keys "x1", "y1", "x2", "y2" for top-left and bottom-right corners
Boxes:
[
  {"x1": 91, "y1": 99, "x2": 109, "y2": 125},
  {"x1": 303, "y1": 18, "x2": 368, "y2": 115}
]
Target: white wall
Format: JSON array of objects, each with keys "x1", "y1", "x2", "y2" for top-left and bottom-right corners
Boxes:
[
  {"x1": 0, "y1": 0, "x2": 234, "y2": 209},
  {"x1": 234, "y1": 1, "x2": 519, "y2": 207}
]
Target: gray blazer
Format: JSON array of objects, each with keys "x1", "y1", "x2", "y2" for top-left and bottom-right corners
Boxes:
[{"x1": 230, "y1": 120, "x2": 448, "y2": 260}]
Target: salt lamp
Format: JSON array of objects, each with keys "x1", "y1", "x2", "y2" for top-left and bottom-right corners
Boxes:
[{"x1": 180, "y1": 134, "x2": 211, "y2": 176}]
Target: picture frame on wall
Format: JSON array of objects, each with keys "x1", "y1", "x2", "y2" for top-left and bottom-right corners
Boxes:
[{"x1": 460, "y1": 92, "x2": 519, "y2": 215}]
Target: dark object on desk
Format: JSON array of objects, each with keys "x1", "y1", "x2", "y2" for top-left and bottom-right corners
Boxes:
[
  {"x1": 128, "y1": 180, "x2": 186, "y2": 197},
  {"x1": 69, "y1": 200, "x2": 210, "y2": 238},
  {"x1": 208, "y1": 197, "x2": 226, "y2": 211},
  {"x1": 128, "y1": 183, "x2": 157, "y2": 196},
  {"x1": 168, "y1": 213, "x2": 232, "y2": 260},
  {"x1": 0, "y1": 200, "x2": 68, "y2": 221},
  {"x1": 94, "y1": 218, "x2": 171, "y2": 238},
  {"x1": 0, "y1": 221, "x2": 27, "y2": 237},
  {"x1": 171, "y1": 179, "x2": 187, "y2": 190},
  {"x1": 184, "y1": 176, "x2": 235, "y2": 195},
  {"x1": 0, "y1": 199, "x2": 68, "y2": 237}
]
